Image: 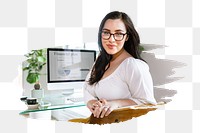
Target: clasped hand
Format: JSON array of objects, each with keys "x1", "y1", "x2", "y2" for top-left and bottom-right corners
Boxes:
[{"x1": 87, "y1": 99, "x2": 117, "y2": 118}]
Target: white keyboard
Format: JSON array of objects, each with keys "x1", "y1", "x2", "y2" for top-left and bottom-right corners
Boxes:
[{"x1": 52, "y1": 108, "x2": 87, "y2": 121}]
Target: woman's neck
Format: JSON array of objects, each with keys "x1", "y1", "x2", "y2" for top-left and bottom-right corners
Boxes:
[{"x1": 111, "y1": 48, "x2": 125, "y2": 62}]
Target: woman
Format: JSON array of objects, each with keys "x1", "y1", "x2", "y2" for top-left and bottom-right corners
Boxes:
[{"x1": 84, "y1": 11, "x2": 156, "y2": 118}]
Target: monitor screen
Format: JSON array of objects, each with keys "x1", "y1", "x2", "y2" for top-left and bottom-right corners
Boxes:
[{"x1": 47, "y1": 48, "x2": 96, "y2": 91}]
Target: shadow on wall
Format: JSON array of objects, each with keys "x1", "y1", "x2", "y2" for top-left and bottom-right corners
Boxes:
[{"x1": 141, "y1": 44, "x2": 186, "y2": 103}]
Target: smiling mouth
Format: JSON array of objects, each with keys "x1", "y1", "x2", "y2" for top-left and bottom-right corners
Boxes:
[{"x1": 107, "y1": 44, "x2": 116, "y2": 49}]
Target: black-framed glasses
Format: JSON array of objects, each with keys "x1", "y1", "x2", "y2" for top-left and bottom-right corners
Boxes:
[{"x1": 101, "y1": 31, "x2": 127, "y2": 41}]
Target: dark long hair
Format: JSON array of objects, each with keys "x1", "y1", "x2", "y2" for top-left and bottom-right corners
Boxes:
[{"x1": 88, "y1": 11, "x2": 143, "y2": 85}]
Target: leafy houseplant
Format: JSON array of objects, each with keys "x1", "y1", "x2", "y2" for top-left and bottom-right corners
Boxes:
[{"x1": 23, "y1": 49, "x2": 47, "y2": 88}]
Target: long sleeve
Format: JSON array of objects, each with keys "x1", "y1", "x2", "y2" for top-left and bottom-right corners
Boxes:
[
  {"x1": 124, "y1": 59, "x2": 157, "y2": 105},
  {"x1": 83, "y1": 83, "x2": 97, "y2": 104},
  {"x1": 83, "y1": 72, "x2": 97, "y2": 104}
]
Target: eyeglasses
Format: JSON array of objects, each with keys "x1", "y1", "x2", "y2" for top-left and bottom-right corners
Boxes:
[{"x1": 101, "y1": 31, "x2": 127, "y2": 41}]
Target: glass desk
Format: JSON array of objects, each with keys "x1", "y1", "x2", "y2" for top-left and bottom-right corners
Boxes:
[
  {"x1": 19, "y1": 103, "x2": 86, "y2": 115},
  {"x1": 19, "y1": 101, "x2": 91, "y2": 121}
]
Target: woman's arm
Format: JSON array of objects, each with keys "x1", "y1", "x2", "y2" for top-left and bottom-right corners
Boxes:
[
  {"x1": 125, "y1": 59, "x2": 157, "y2": 105},
  {"x1": 91, "y1": 98, "x2": 137, "y2": 118}
]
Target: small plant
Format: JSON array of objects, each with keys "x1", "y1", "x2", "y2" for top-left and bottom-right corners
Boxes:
[{"x1": 23, "y1": 49, "x2": 46, "y2": 85}]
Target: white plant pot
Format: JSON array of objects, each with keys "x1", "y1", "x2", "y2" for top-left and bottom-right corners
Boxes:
[{"x1": 31, "y1": 89, "x2": 44, "y2": 99}]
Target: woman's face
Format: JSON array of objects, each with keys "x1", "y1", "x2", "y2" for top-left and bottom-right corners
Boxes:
[{"x1": 101, "y1": 19, "x2": 128, "y2": 55}]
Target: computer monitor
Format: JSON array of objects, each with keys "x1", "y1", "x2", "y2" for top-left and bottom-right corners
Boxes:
[{"x1": 47, "y1": 48, "x2": 96, "y2": 95}]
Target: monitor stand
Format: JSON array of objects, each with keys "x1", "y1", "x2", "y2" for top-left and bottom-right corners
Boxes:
[
  {"x1": 43, "y1": 89, "x2": 74, "y2": 105},
  {"x1": 61, "y1": 89, "x2": 74, "y2": 95}
]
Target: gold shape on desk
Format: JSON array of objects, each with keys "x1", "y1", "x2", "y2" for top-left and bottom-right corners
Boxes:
[{"x1": 69, "y1": 103, "x2": 164, "y2": 125}]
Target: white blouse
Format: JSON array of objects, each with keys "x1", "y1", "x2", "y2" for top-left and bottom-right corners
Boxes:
[{"x1": 83, "y1": 57, "x2": 157, "y2": 105}]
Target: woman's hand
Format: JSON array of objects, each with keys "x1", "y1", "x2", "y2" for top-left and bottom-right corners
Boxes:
[
  {"x1": 87, "y1": 99, "x2": 137, "y2": 118},
  {"x1": 99, "y1": 100, "x2": 119, "y2": 118},
  {"x1": 86, "y1": 99, "x2": 104, "y2": 114},
  {"x1": 91, "y1": 99, "x2": 119, "y2": 118}
]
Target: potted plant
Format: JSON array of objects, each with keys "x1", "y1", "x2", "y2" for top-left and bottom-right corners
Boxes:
[
  {"x1": 23, "y1": 49, "x2": 46, "y2": 85},
  {"x1": 23, "y1": 49, "x2": 46, "y2": 100}
]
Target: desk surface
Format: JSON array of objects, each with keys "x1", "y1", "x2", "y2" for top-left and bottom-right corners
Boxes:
[
  {"x1": 20, "y1": 104, "x2": 91, "y2": 121},
  {"x1": 52, "y1": 106, "x2": 91, "y2": 121},
  {"x1": 19, "y1": 102, "x2": 86, "y2": 115}
]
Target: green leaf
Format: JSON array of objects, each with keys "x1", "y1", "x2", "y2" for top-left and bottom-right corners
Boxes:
[
  {"x1": 27, "y1": 59, "x2": 33, "y2": 63},
  {"x1": 26, "y1": 73, "x2": 40, "y2": 84},
  {"x1": 37, "y1": 56, "x2": 46, "y2": 63},
  {"x1": 23, "y1": 67, "x2": 29, "y2": 71}
]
